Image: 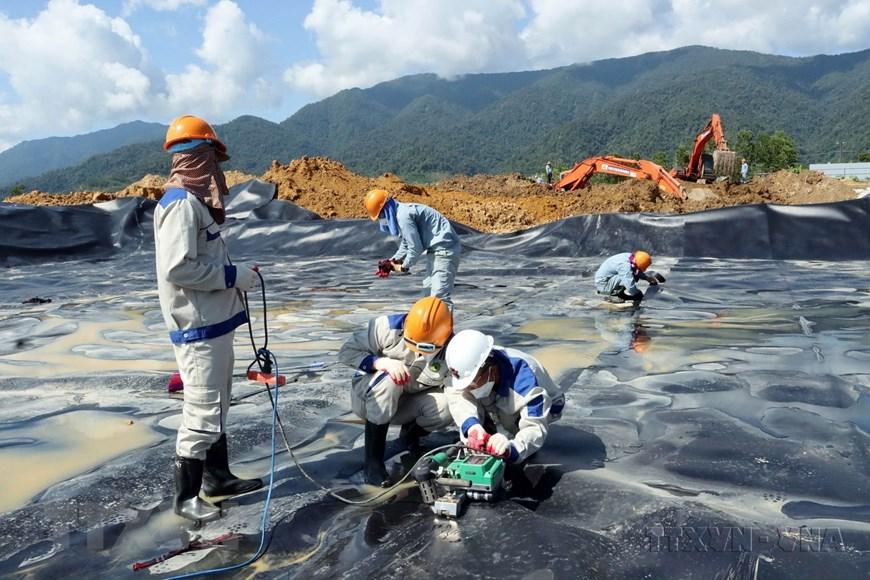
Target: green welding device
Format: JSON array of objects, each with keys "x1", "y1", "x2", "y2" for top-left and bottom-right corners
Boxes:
[{"x1": 414, "y1": 449, "x2": 505, "y2": 518}]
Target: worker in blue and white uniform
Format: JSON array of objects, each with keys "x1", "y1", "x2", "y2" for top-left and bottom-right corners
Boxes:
[
  {"x1": 364, "y1": 189, "x2": 461, "y2": 310},
  {"x1": 338, "y1": 296, "x2": 454, "y2": 487},
  {"x1": 444, "y1": 330, "x2": 565, "y2": 464},
  {"x1": 155, "y1": 115, "x2": 262, "y2": 523}
]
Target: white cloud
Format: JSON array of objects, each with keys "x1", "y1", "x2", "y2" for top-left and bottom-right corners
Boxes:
[
  {"x1": 0, "y1": 0, "x2": 154, "y2": 141},
  {"x1": 1, "y1": 0, "x2": 870, "y2": 149},
  {"x1": 102, "y1": 62, "x2": 152, "y2": 112},
  {"x1": 160, "y1": 0, "x2": 272, "y2": 116},
  {"x1": 0, "y1": 0, "x2": 276, "y2": 147},
  {"x1": 287, "y1": 0, "x2": 870, "y2": 98},
  {"x1": 520, "y1": 0, "x2": 870, "y2": 67},
  {"x1": 121, "y1": 0, "x2": 206, "y2": 16},
  {"x1": 520, "y1": 0, "x2": 662, "y2": 66},
  {"x1": 284, "y1": 0, "x2": 527, "y2": 96}
]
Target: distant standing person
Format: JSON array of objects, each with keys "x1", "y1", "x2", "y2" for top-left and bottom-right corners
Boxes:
[
  {"x1": 545, "y1": 161, "x2": 553, "y2": 184},
  {"x1": 740, "y1": 158, "x2": 749, "y2": 184},
  {"x1": 365, "y1": 189, "x2": 461, "y2": 311}
]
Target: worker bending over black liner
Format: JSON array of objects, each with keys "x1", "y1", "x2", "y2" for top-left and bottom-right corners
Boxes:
[
  {"x1": 594, "y1": 250, "x2": 665, "y2": 305},
  {"x1": 365, "y1": 189, "x2": 461, "y2": 311}
]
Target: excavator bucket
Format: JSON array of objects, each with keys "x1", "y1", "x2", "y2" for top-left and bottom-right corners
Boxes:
[{"x1": 713, "y1": 150, "x2": 736, "y2": 180}]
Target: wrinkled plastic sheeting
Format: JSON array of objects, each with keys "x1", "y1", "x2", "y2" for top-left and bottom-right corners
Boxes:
[
  {"x1": 224, "y1": 179, "x2": 319, "y2": 222},
  {"x1": 2, "y1": 246, "x2": 870, "y2": 577},
  {"x1": 4, "y1": 182, "x2": 870, "y2": 578},
  {"x1": 461, "y1": 199, "x2": 870, "y2": 260},
  {"x1": 1, "y1": 186, "x2": 869, "y2": 262}
]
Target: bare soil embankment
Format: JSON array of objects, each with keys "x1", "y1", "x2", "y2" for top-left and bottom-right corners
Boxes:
[{"x1": 4, "y1": 157, "x2": 859, "y2": 233}]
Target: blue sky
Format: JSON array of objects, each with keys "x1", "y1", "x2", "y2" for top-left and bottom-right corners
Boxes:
[{"x1": 0, "y1": 0, "x2": 869, "y2": 150}]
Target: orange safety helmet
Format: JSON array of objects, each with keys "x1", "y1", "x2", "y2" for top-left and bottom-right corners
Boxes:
[
  {"x1": 364, "y1": 189, "x2": 390, "y2": 220},
  {"x1": 632, "y1": 250, "x2": 652, "y2": 272},
  {"x1": 403, "y1": 296, "x2": 453, "y2": 354},
  {"x1": 164, "y1": 115, "x2": 228, "y2": 156}
]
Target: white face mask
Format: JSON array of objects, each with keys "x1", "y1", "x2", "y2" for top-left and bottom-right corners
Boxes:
[{"x1": 471, "y1": 380, "x2": 495, "y2": 399}]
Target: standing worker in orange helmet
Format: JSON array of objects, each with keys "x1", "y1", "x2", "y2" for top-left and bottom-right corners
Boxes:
[
  {"x1": 338, "y1": 296, "x2": 455, "y2": 487},
  {"x1": 364, "y1": 189, "x2": 461, "y2": 310},
  {"x1": 594, "y1": 251, "x2": 665, "y2": 305},
  {"x1": 154, "y1": 115, "x2": 263, "y2": 523}
]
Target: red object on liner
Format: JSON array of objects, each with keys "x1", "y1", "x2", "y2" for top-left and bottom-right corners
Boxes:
[
  {"x1": 167, "y1": 371, "x2": 184, "y2": 393},
  {"x1": 247, "y1": 370, "x2": 286, "y2": 386}
]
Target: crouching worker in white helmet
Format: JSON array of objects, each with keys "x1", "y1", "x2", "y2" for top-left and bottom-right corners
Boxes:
[
  {"x1": 155, "y1": 115, "x2": 263, "y2": 523},
  {"x1": 338, "y1": 296, "x2": 455, "y2": 487},
  {"x1": 445, "y1": 330, "x2": 566, "y2": 464}
]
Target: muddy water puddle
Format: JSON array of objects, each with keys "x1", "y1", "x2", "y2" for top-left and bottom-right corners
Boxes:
[{"x1": 0, "y1": 409, "x2": 161, "y2": 512}]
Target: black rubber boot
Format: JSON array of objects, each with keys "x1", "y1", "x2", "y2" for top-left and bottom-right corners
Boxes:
[
  {"x1": 174, "y1": 455, "x2": 221, "y2": 523},
  {"x1": 364, "y1": 422, "x2": 391, "y2": 487},
  {"x1": 201, "y1": 434, "x2": 263, "y2": 497},
  {"x1": 398, "y1": 422, "x2": 429, "y2": 458},
  {"x1": 617, "y1": 289, "x2": 643, "y2": 304}
]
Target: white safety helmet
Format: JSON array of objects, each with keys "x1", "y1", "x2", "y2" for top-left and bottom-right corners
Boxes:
[{"x1": 445, "y1": 329, "x2": 494, "y2": 390}]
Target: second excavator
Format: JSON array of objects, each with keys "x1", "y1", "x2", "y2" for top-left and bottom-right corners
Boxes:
[{"x1": 672, "y1": 113, "x2": 736, "y2": 182}]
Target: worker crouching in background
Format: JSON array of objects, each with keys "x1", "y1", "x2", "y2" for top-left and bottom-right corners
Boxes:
[
  {"x1": 155, "y1": 115, "x2": 263, "y2": 523},
  {"x1": 365, "y1": 189, "x2": 461, "y2": 311},
  {"x1": 594, "y1": 250, "x2": 664, "y2": 305},
  {"x1": 338, "y1": 296, "x2": 455, "y2": 487},
  {"x1": 444, "y1": 330, "x2": 565, "y2": 465}
]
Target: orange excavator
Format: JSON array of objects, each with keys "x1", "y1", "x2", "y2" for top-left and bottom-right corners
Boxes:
[
  {"x1": 672, "y1": 113, "x2": 736, "y2": 182},
  {"x1": 555, "y1": 155, "x2": 686, "y2": 199}
]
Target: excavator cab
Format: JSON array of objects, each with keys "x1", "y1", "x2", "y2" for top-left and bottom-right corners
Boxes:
[{"x1": 700, "y1": 153, "x2": 716, "y2": 180}]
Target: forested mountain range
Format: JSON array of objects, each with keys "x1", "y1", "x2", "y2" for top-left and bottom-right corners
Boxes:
[
  {"x1": 7, "y1": 45, "x2": 870, "y2": 193},
  {"x1": 0, "y1": 121, "x2": 165, "y2": 186}
]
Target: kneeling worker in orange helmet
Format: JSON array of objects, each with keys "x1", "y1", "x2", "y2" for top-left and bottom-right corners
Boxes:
[
  {"x1": 338, "y1": 296, "x2": 455, "y2": 486},
  {"x1": 364, "y1": 189, "x2": 461, "y2": 310},
  {"x1": 594, "y1": 250, "x2": 664, "y2": 304}
]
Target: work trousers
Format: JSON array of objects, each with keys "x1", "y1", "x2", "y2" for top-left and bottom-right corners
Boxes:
[
  {"x1": 351, "y1": 371, "x2": 452, "y2": 431},
  {"x1": 423, "y1": 246, "x2": 461, "y2": 310},
  {"x1": 597, "y1": 275, "x2": 639, "y2": 297},
  {"x1": 173, "y1": 332, "x2": 234, "y2": 460}
]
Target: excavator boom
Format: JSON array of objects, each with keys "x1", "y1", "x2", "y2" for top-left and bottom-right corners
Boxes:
[{"x1": 556, "y1": 155, "x2": 686, "y2": 199}]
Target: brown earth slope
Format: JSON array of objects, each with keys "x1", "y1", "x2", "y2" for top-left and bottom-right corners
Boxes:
[
  {"x1": 3, "y1": 156, "x2": 859, "y2": 233},
  {"x1": 264, "y1": 158, "x2": 858, "y2": 231},
  {"x1": 4, "y1": 170, "x2": 257, "y2": 207}
]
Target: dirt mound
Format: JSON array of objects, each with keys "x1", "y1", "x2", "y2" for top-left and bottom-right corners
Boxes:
[
  {"x1": 5, "y1": 170, "x2": 260, "y2": 207},
  {"x1": 261, "y1": 158, "x2": 676, "y2": 231},
  {"x1": 3, "y1": 158, "x2": 860, "y2": 233},
  {"x1": 115, "y1": 171, "x2": 257, "y2": 201},
  {"x1": 116, "y1": 174, "x2": 166, "y2": 200},
  {"x1": 724, "y1": 170, "x2": 856, "y2": 205},
  {"x1": 263, "y1": 156, "x2": 433, "y2": 218},
  {"x1": 4, "y1": 190, "x2": 110, "y2": 206},
  {"x1": 434, "y1": 173, "x2": 546, "y2": 197}
]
